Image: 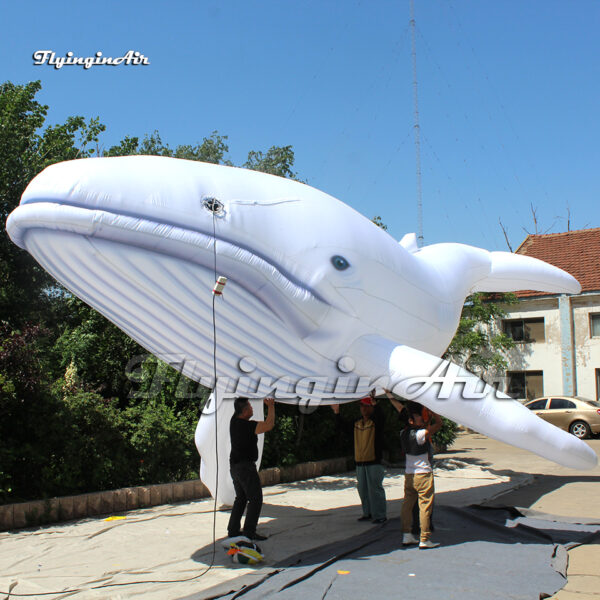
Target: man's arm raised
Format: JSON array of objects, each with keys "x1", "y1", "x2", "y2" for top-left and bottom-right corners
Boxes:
[
  {"x1": 255, "y1": 398, "x2": 276, "y2": 434},
  {"x1": 426, "y1": 411, "x2": 443, "y2": 436},
  {"x1": 384, "y1": 388, "x2": 406, "y2": 414}
]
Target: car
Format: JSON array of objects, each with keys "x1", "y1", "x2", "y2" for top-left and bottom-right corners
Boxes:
[{"x1": 525, "y1": 396, "x2": 600, "y2": 439}]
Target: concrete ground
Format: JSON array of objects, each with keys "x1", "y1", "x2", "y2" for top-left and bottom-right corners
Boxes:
[
  {"x1": 445, "y1": 433, "x2": 600, "y2": 600},
  {"x1": 0, "y1": 433, "x2": 597, "y2": 599}
]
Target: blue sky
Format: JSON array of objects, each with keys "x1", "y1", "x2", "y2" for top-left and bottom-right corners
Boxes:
[{"x1": 1, "y1": 0, "x2": 599, "y2": 251}]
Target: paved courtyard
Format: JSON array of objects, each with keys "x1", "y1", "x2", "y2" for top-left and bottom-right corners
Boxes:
[{"x1": 0, "y1": 434, "x2": 598, "y2": 599}]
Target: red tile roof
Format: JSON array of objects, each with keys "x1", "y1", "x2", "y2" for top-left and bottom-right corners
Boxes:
[{"x1": 514, "y1": 228, "x2": 600, "y2": 297}]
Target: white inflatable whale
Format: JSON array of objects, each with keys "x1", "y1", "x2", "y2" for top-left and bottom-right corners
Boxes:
[{"x1": 6, "y1": 156, "x2": 597, "y2": 504}]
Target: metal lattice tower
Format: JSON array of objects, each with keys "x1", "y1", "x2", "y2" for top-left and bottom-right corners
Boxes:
[{"x1": 410, "y1": 0, "x2": 424, "y2": 247}]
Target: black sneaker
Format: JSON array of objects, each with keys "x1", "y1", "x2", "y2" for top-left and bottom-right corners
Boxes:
[
  {"x1": 372, "y1": 518, "x2": 387, "y2": 524},
  {"x1": 357, "y1": 515, "x2": 372, "y2": 521},
  {"x1": 247, "y1": 532, "x2": 268, "y2": 541}
]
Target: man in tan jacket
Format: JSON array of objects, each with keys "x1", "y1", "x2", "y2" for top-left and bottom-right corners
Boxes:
[{"x1": 333, "y1": 393, "x2": 387, "y2": 524}]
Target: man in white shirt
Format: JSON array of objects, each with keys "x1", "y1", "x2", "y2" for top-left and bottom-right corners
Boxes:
[{"x1": 396, "y1": 400, "x2": 442, "y2": 549}]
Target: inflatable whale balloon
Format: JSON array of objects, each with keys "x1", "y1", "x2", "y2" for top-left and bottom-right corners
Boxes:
[{"x1": 6, "y1": 156, "x2": 597, "y2": 504}]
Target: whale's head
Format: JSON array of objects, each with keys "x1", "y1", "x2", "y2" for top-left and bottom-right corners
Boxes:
[{"x1": 7, "y1": 156, "x2": 428, "y2": 381}]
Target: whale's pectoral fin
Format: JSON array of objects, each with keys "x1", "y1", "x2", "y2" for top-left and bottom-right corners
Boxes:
[
  {"x1": 349, "y1": 335, "x2": 597, "y2": 470},
  {"x1": 195, "y1": 392, "x2": 236, "y2": 506},
  {"x1": 470, "y1": 251, "x2": 581, "y2": 295}
]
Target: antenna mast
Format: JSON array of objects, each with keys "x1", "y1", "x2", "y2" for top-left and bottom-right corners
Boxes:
[{"x1": 410, "y1": 0, "x2": 424, "y2": 247}]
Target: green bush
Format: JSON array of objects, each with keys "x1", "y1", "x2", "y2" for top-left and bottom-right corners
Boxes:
[
  {"x1": 262, "y1": 403, "x2": 353, "y2": 468},
  {"x1": 52, "y1": 391, "x2": 135, "y2": 494},
  {"x1": 125, "y1": 399, "x2": 198, "y2": 483},
  {"x1": 432, "y1": 417, "x2": 458, "y2": 452},
  {"x1": 0, "y1": 324, "x2": 63, "y2": 503}
]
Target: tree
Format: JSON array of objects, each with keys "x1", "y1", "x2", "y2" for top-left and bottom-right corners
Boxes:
[
  {"x1": 0, "y1": 322, "x2": 59, "y2": 501},
  {"x1": 245, "y1": 145, "x2": 298, "y2": 179},
  {"x1": 104, "y1": 135, "x2": 141, "y2": 157},
  {"x1": 371, "y1": 215, "x2": 388, "y2": 231},
  {"x1": 443, "y1": 292, "x2": 517, "y2": 376},
  {"x1": 0, "y1": 80, "x2": 105, "y2": 328},
  {"x1": 174, "y1": 131, "x2": 232, "y2": 165},
  {"x1": 105, "y1": 130, "x2": 233, "y2": 165},
  {"x1": 3, "y1": 78, "x2": 349, "y2": 503},
  {"x1": 51, "y1": 295, "x2": 144, "y2": 400}
]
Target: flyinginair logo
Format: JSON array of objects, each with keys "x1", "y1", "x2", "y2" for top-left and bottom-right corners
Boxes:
[{"x1": 32, "y1": 50, "x2": 150, "y2": 69}]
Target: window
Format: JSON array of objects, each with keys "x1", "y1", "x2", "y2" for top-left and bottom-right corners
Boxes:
[
  {"x1": 507, "y1": 370, "x2": 543, "y2": 400},
  {"x1": 590, "y1": 314, "x2": 600, "y2": 338},
  {"x1": 549, "y1": 398, "x2": 576, "y2": 410},
  {"x1": 503, "y1": 318, "x2": 545, "y2": 342},
  {"x1": 526, "y1": 399, "x2": 548, "y2": 410}
]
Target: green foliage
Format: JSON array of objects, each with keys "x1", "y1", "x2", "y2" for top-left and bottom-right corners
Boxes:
[
  {"x1": 444, "y1": 292, "x2": 517, "y2": 376},
  {"x1": 262, "y1": 404, "x2": 353, "y2": 468},
  {"x1": 0, "y1": 81, "x2": 104, "y2": 328},
  {"x1": 432, "y1": 417, "x2": 458, "y2": 452},
  {"x1": 371, "y1": 215, "x2": 388, "y2": 230},
  {"x1": 138, "y1": 130, "x2": 173, "y2": 156},
  {"x1": 262, "y1": 412, "x2": 298, "y2": 466},
  {"x1": 436, "y1": 292, "x2": 518, "y2": 444},
  {"x1": 124, "y1": 399, "x2": 198, "y2": 483},
  {"x1": 245, "y1": 145, "x2": 298, "y2": 179},
  {"x1": 260, "y1": 400, "x2": 458, "y2": 467},
  {"x1": 0, "y1": 323, "x2": 61, "y2": 502},
  {"x1": 0, "y1": 330, "x2": 201, "y2": 502},
  {"x1": 52, "y1": 295, "x2": 144, "y2": 399},
  {"x1": 104, "y1": 135, "x2": 141, "y2": 157},
  {"x1": 105, "y1": 130, "x2": 233, "y2": 165},
  {"x1": 51, "y1": 390, "x2": 134, "y2": 494},
  {"x1": 125, "y1": 354, "x2": 209, "y2": 409},
  {"x1": 174, "y1": 131, "x2": 233, "y2": 165}
]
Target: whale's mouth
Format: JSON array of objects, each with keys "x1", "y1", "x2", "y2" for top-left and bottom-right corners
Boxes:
[{"x1": 7, "y1": 202, "x2": 332, "y2": 344}]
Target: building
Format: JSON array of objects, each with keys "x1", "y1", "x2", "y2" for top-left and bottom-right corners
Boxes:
[{"x1": 497, "y1": 228, "x2": 600, "y2": 401}]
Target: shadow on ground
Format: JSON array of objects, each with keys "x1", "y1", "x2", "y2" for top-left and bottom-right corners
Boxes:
[
  {"x1": 186, "y1": 468, "x2": 600, "y2": 600},
  {"x1": 187, "y1": 501, "x2": 599, "y2": 600}
]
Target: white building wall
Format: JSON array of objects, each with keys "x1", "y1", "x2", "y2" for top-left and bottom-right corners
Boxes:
[
  {"x1": 497, "y1": 298, "x2": 563, "y2": 397},
  {"x1": 495, "y1": 293, "x2": 600, "y2": 400},
  {"x1": 573, "y1": 293, "x2": 600, "y2": 400}
]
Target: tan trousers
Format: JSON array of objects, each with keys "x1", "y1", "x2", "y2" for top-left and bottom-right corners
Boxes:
[{"x1": 401, "y1": 472, "x2": 434, "y2": 542}]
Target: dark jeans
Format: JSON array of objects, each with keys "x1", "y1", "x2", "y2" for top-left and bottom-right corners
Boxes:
[{"x1": 228, "y1": 461, "x2": 263, "y2": 537}]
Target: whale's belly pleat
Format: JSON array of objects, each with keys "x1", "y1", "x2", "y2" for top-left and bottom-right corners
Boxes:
[{"x1": 24, "y1": 230, "x2": 323, "y2": 383}]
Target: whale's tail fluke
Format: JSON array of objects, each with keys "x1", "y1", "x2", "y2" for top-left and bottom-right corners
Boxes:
[
  {"x1": 470, "y1": 251, "x2": 581, "y2": 295},
  {"x1": 349, "y1": 335, "x2": 598, "y2": 470},
  {"x1": 416, "y1": 243, "x2": 580, "y2": 298}
]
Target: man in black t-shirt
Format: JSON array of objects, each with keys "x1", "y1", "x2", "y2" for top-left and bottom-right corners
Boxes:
[{"x1": 227, "y1": 396, "x2": 275, "y2": 541}]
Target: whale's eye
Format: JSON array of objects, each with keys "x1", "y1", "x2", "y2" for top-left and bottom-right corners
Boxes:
[{"x1": 331, "y1": 255, "x2": 350, "y2": 271}]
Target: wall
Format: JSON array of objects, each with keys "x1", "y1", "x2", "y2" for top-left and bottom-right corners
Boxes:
[
  {"x1": 495, "y1": 293, "x2": 600, "y2": 400},
  {"x1": 573, "y1": 293, "x2": 600, "y2": 400},
  {"x1": 495, "y1": 297, "x2": 562, "y2": 398},
  {"x1": 0, "y1": 457, "x2": 351, "y2": 531}
]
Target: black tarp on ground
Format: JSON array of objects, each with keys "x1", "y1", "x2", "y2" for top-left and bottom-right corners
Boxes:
[{"x1": 191, "y1": 505, "x2": 600, "y2": 600}]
